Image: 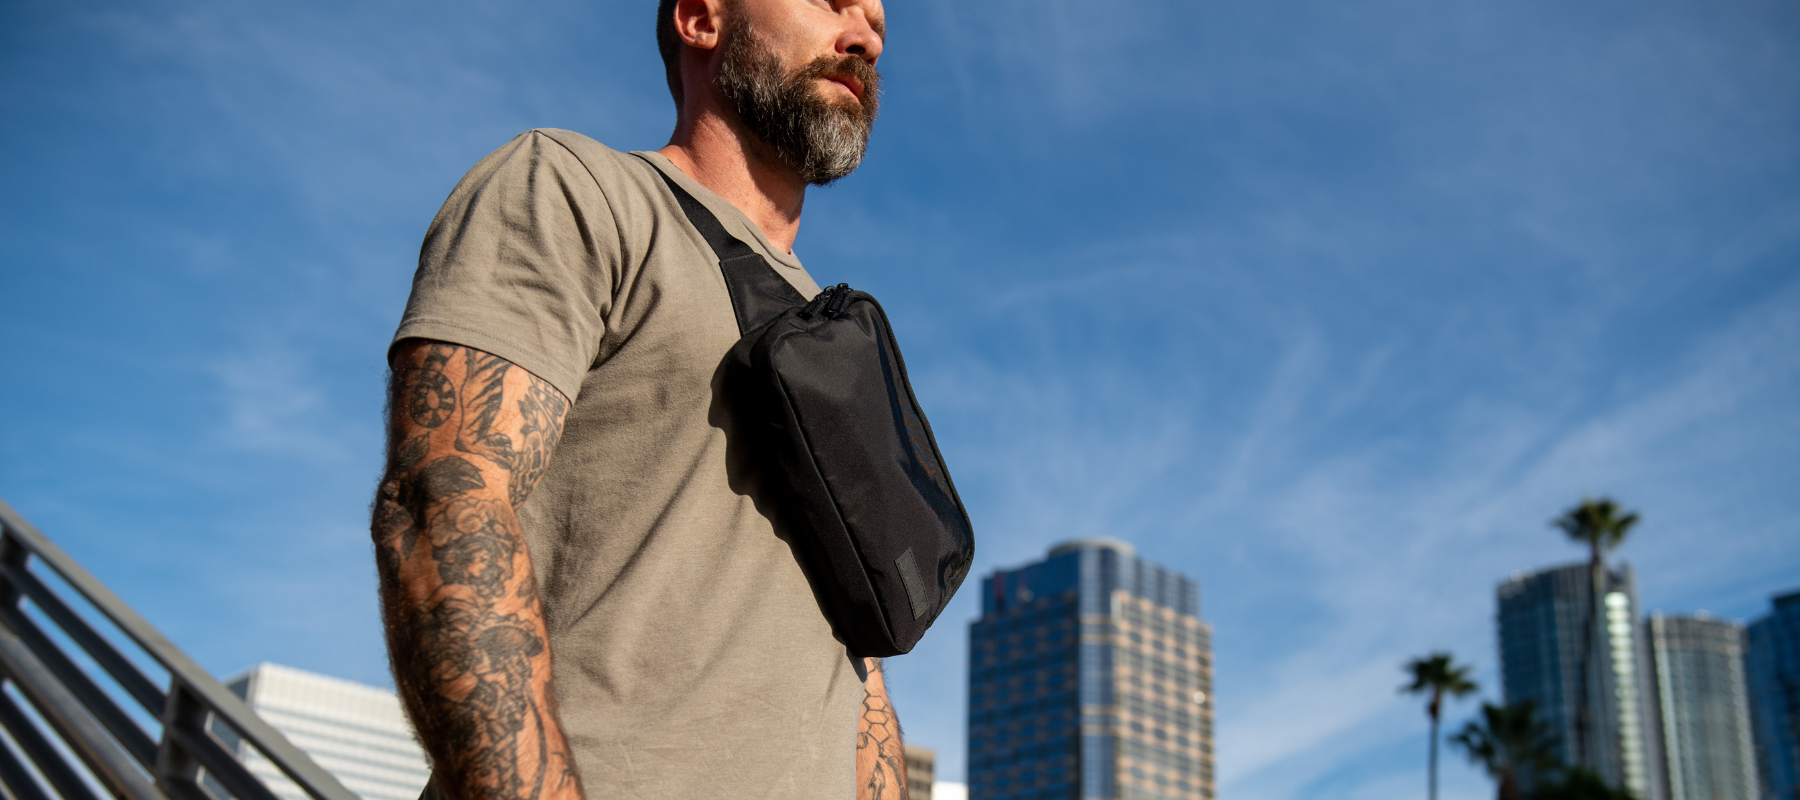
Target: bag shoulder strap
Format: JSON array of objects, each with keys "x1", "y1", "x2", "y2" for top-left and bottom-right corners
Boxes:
[{"x1": 634, "y1": 154, "x2": 808, "y2": 334}]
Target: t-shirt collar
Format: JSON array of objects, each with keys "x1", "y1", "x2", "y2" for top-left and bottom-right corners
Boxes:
[{"x1": 632, "y1": 151, "x2": 806, "y2": 272}]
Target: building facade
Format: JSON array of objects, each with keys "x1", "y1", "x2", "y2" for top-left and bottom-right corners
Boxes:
[
  {"x1": 1497, "y1": 563, "x2": 1663, "y2": 800},
  {"x1": 908, "y1": 743, "x2": 938, "y2": 800},
  {"x1": 1645, "y1": 614, "x2": 1759, "y2": 800},
  {"x1": 1748, "y1": 591, "x2": 1800, "y2": 800},
  {"x1": 968, "y1": 539, "x2": 1213, "y2": 800},
  {"x1": 219, "y1": 663, "x2": 431, "y2": 800}
]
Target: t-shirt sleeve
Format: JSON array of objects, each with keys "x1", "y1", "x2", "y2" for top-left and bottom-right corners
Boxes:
[{"x1": 392, "y1": 130, "x2": 620, "y2": 402}]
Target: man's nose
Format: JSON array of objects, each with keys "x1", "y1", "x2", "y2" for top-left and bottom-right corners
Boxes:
[{"x1": 838, "y1": 12, "x2": 882, "y2": 63}]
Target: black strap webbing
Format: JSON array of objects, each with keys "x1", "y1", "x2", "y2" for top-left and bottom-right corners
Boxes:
[{"x1": 635, "y1": 154, "x2": 808, "y2": 334}]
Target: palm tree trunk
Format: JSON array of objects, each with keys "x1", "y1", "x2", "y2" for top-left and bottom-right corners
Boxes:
[
  {"x1": 1574, "y1": 547, "x2": 1602, "y2": 771},
  {"x1": 1428, "y1": 712, "x2": 1440, "y2": 800},
  {"x1": 1499, "y1": 770, "x2": 1522, "y2": 800}
]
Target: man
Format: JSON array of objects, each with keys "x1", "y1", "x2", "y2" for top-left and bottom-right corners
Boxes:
[{"x1": 369, "y1": 1, "x2": 905, "y2": 799}]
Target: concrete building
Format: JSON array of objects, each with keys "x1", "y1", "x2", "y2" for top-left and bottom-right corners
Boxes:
[
  {"x1": 1497, "y1": 563, "x2": 1663, "y2": 799},
  {"x1": 1748, "y1": 591, "x2": 1800, "y2": 800},
  {"x1": 1645, "y1": 614, "x2": 1759, "y2": 800},
  {"x1": 219, "y1": 663, "x2": 431, "y2": 800},
  {"x1": 908, "y1": 743, "x2": 937, "y2": 800},
  {"x1": 968, "y1": 538, "x2": 1213, "y2": 800}
]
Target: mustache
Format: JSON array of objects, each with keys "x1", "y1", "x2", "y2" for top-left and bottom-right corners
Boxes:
[{"x1": 798, "y1": 53, "x2": 881, "y2": 113}]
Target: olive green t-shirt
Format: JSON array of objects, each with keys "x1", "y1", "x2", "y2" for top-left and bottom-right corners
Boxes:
[{"x1": 393, "y1": 129, "x2": 861, "y2": 799}]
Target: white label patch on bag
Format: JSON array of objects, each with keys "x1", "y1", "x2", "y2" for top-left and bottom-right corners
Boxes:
[{"x1": 894, "y1": 547, "x2": 931, "y2": 620}]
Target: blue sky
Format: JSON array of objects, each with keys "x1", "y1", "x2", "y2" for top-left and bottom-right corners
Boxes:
[{"x1": 2, "y1": 0, "x2": 1797, "y2": 798}]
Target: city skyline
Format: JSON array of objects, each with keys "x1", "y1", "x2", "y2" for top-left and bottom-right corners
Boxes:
[
  {"x1": 198, "y1": 549, "x2": 1798, "y2": 800},
  {"x1": 3, "y1": 0, "x2": 1796, "y2": 797}
]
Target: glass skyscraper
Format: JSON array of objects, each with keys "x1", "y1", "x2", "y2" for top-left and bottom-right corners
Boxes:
[
  {"x1": 1497, "y1": 563, "x2": 1663, "y2": 800},
  {"x1": 967, "y1": 539, "x2": 1213, "y2": 800},
  {"x1": 1644, "y1": 614, "x2": 1759, "y2": 800},
  {"x1": 1748, "y1": 590, "x2": 1800, "y2": 800}
]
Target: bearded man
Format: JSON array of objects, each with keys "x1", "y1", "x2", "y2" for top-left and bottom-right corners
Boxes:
[{"x1": 370, "y1": 1, "x2": 904, "y2": 799}]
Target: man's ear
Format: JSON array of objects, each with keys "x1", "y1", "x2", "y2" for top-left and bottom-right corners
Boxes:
[{"x1": 673, "y1": 0, "x2": 727, "y2": 52}]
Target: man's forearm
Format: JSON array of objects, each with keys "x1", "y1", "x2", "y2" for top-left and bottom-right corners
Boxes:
[
  {"x1": 375, "y1": 499, "x2": 575, "y2": 800},
  {"x1": 374, "y1": 342, "x2": 579, "y2": 800},
  {"x1": 857, "y1": 658, "x2": 907, "y2": 800}
]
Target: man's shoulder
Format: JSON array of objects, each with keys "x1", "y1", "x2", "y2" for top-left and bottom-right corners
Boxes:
[
  {"x1": 504, "y1": 128, "x2": 653, "y2": 188},
  {"x1": 521, "y1": 127, "x2": 614, "y2": 161},
  {"x1": 446, "y1": 128, "x2": 673, "y2": 234}
]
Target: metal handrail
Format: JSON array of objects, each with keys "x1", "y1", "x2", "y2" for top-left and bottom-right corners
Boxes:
[{"x1": 0, "y1": 496, "x2": 361, "y2": 800}]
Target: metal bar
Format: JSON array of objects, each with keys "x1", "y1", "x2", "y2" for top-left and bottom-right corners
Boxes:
[
  {"x1": 0, "y1": 500, "x2": 357, "y2": 800},
  {"x1": 0, "y1": 562, "x2": 166, "y2": 716},
  {"x1": 163, "y1": 724, "x2": 280, "y2": 800},
  {"x1": 0, "y1": 733, "x2": 49, "y2": 800},
  {"x1": 0, "y1": 689, "x2": 103, "y2": 800},
  {"x1": 0, "y1": 605, "x2": 157, "y2": 767},
  {"x1": 0, "y1": 627, "x2": 162, "y2": 800},
  {"x1": 0, "y1": 711, "x2": 56, "y2": 800}
]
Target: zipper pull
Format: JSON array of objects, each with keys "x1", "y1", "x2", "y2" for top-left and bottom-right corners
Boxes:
[
  {"x1": 799, "y1": 288, "x2": 832, "y2": 320},
  {"x1": 824, "y1": 283, "x2": 853, "y2": 318}
]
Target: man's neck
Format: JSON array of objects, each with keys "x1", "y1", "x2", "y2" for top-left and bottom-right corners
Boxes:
[{"x1": 659, "y1": 112, "x2": 806, "y2": 254}]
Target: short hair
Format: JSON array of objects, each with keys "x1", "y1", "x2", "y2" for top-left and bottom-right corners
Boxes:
[{"x1": 655, "y1": 0, "x2": 683, "y2": 106}]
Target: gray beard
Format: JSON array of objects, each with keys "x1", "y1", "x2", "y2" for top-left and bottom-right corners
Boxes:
[{"x1": 715, "y1": 21, "x2": 880, "y2": 186}]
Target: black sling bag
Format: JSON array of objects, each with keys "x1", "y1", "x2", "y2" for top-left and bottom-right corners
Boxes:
[{"x1": 649, "y1": 164, "x2": 975, "y2": 657}]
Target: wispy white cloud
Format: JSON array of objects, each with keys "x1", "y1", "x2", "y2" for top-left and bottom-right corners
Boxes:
[{"x1": 207, "y1": 345, "x2": 352, "y2": 463}]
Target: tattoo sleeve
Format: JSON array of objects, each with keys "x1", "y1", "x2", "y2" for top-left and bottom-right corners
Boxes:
[
  {"x1": 373, "y1": 341, "x2": 580, "y2": 800},
  {"x1": 858, "y1": 658, "x2": 908, "y2": 800}
]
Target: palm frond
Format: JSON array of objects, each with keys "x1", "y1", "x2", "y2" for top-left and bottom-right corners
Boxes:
[{"x1": 1551, "y1": 497, "x2": 1640, "y2": 554}]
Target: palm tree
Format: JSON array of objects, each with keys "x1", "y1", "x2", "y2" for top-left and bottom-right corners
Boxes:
[
  {"x1": 1529, "y1": 768, "x2": 1634, "y2": 800},
  {"x1": 1450, "y1": 701, "x2": 1562, "y2": 800},
  {"x1": 1552, "y1": 498, "x2": 1639, "y2": 769},
  {"x1": 1403, "y1": 652, "x2": 1479, "y2": 800}
]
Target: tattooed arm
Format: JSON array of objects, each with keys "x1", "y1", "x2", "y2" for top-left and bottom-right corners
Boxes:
[
  {"x1": 372, "y1": 340, "x2": 580, "y2": 800},
  {"x1": 858, "y1": 658, "x2": 908, "y2": 800}
]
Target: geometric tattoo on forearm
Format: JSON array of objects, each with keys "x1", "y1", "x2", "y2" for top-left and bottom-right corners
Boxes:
[{"x1": 858, "y1": 659, "x2": 908, "y2": 800}]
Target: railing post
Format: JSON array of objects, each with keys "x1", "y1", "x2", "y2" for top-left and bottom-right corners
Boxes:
[
  {"x1": 155, "y1": 682, "x2": 212, "y2": 800},
  {"x1": 0, "y1": 532, "x2": 28, "y2": 609}
]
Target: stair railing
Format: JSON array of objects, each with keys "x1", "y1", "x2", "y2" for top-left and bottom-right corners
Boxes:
[{"x1": 0, "y1": 497, "x2": 361, "y2": 800}]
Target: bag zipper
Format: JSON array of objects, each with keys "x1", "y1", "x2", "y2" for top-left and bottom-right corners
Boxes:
[
  {"x1": 801, "y1": 283, "x2": 853, "y2": 320},
  {"x1": 824, "y1": 283, "x2": 853, "y2": 317}
]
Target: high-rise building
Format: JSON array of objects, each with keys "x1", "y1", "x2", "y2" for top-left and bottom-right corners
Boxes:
[
  {"x1": 1497, "y1": 563, "x2": 1663, "y2": 799},
  {"x1": 967, "y1": 538, "x2": 1213, "y2": 800},
  {"x1": 1644, "y1": 614, "x2": 1759, "y2": 800},
  {"x1": 219, "y1": 663, "x2": 431, "y2": 800},
  {"x1": 1748, "y1": 590, "x2": 1800, "y2": 800}
]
